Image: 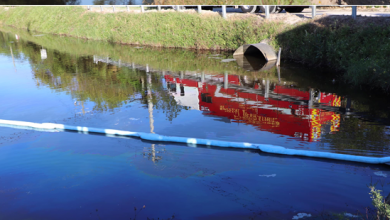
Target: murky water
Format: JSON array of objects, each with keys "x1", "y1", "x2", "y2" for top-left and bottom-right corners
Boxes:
[{"x1": 1, "y1": 28, "x2": 390, "y2": 219}]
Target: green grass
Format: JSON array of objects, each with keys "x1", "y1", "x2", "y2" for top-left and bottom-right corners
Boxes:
[
  {"x1": 0, "y1": 6, "x2": 390, "y2": 92},
  {"x1": 275, "y1": 17, "x2": 390, "y2": 92},
  {"x1": 0, "y1": 25, "x2": 279, "y2": 79},
  {"x1": 0, "y1": 6, "x2": 283, "y2": 50}
]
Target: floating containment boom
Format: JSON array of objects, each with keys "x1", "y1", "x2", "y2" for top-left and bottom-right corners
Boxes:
[{"x1": 1, "y1": 119, "x2": 390, "y2": 165}]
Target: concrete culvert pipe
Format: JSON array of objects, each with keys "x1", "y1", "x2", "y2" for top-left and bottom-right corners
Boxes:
[{"x1": 233, "y1": 43, "x2": 278, "y2": 62}]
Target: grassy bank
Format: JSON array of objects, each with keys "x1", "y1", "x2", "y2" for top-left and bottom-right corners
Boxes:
[
  {"x1": 0, "y1": 6, "x2": 281, "y2": 50},
  {"x1": 0, "y1": 25, "x2": 279, "y2": 79},
  {"x1": 0, "y1": 6, "x2": 390, "y2": 92}
]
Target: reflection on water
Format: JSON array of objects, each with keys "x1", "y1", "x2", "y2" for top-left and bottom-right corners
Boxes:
[
  {"x1": 2, "y1": 27, "x2": 390, "y2": 220},
  {"x1": 234, "y1": 54, "x2": 271, "y2": 71},
  {"x1": 1, "y1": 28, "x2": 390, "y2": 156},
  {"x1": 164, "y1": 73, "x2": 343, "y2": 143}
]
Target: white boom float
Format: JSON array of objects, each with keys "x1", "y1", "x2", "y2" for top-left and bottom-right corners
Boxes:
[{"x1": 1, "y1": 119, "x2": 390, "y2": 165}]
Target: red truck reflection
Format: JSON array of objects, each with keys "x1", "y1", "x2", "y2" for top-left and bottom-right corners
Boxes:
[{"x1": 164, "y1": 74, "x2": 341, "y2": 142}]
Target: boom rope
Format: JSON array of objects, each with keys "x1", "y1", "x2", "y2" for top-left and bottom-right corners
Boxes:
[{"x1": 1, "y1": 119, "x2": 389, "y2": 164}]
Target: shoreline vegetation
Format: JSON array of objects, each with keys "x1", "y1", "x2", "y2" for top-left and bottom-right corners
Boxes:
[
  {"x1": 0, "y1": 25, "x2": 280, "y2": 79},
  {"x1": 0, "y1": 6, "x2": 390, "y2": 92}
]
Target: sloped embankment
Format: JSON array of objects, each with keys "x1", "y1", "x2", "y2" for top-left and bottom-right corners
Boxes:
[{"x1": 0, "y1": 6, "x2": 389, "y2": 92}]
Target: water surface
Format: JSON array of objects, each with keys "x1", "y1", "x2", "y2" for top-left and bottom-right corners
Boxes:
[{"x1": 1, "y1": 28, "x2": 390, "y2": 219}]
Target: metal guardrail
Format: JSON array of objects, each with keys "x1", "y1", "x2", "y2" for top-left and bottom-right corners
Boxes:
[
  {"x1": 85, "y1": 5, "x2": 365, "y2": 20},
  {"x1": 3, "y1": 5, "x2": 378, "y2": 20},
  {"x1": 86, "y1": 5, "x2": 203, "y2": 13}
]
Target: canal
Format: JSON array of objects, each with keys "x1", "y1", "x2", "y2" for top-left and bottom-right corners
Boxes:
[{"x1": 1, "y1": 28, "x2": 390, "y2": 219}]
